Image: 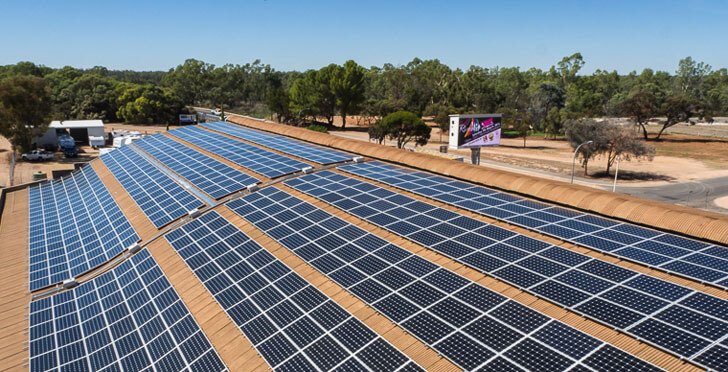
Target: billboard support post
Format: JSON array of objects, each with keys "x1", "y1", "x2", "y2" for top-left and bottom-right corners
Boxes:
[{"x1": 471, "y1": 148, "x2": 480, "y2": 165}]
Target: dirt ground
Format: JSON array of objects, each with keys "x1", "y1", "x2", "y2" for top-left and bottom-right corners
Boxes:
[
  {"x1": 104, "y1": 122, "x2": 183, "y2": 134},
  {"x1": 0, "y1": 122, "x2": 168, "y2": 187},
  {"x1": 0, "y1": 135, "x2": 99, "y2": 187},
  {"x1": 330, "y1": 123, "x2": 728, "y2": 186}
]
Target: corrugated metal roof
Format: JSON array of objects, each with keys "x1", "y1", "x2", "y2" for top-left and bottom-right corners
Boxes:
[
  {"x1": 6, "y1": 117, "x2": 728, "y2": 371},
  {"x1": 49, "y1": 119, "x2": 104, "y2": 128}
]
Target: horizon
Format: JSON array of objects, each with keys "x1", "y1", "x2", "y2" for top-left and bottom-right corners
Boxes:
[{"x1": 1, "y1": 0, "x2": 726, "y2": 74}]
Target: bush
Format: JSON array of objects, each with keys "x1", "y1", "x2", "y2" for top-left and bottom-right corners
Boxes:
[{"x1": 307, "y1": 124, "x2": 328, "y2": 134}]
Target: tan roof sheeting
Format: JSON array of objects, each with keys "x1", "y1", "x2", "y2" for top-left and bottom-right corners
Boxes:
[
  {"x1": 0, "y1": 189, "x2": 31, "y2": 372},
  {"x1": 228, "y1": 116, "x2": 728, "y2": 245}
]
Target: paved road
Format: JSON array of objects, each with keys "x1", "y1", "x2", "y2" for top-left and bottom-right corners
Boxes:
[{"x1": 618, "y1": 176, "x2": 728, "y2": 212}]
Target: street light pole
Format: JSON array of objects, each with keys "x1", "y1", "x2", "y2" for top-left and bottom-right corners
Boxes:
[
  {"x1": 612, "y1": 157, "x2": 620, "y2": 192},
  {"x1": 571, "y1": 140, "x2": 593, "y2": 184}
]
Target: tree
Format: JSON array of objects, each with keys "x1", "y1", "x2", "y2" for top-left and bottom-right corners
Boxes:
[
  {"x1": 621, "y1": 91, "x2": 658, "y2": 140},
  {"x1": 557, "y1": 53, "x2": 585, "y2": 88},
  {"x1": 116, "y1": 85, "x2": 186, "y2": 124},
  {"x1": 379, "y1": 111, "x2": 431, "y2": 149},
  {"x1": 424, "y1": 103, "x2": 454, "y2": 142},
  {"x1": 675, "y1": 57, "x2": 711, "y2": 99},
  {"x1": 55, "y1": 74, "x2": 119, "y2": 120},
  {"x1": 528, "y1": 83, "x2": 565, "y2": 128},
  {"x1": 331, "y1": 60, "x2": 366, "y2": 129},
  {"x1": 564, "y1": 118, "x2": 606, "y2": 176},
  {"x1": 368, "y1": 120, "x2": 388, "y2": 144},
  {"x1": 0, "y1": 76, "x2": 53, "y2": 153},
  {"x1": 314, "y1": 65, "x2": 338, "y2": 126},
  {"x1": 656, "y1": 95, "x2": 697, "y2": 140},
  {"x1": 289, "y1": 70, "x2": 319, "y2": 124},
  {"x1": 602, "y1": 124, "x2": 655, "y2": 174},
  {"x1": 542, "y1": 107, "x2": 565, "y2": 137},
  {"x1": 162, "y1": 59, "x2": 213, "y2": 106},
  {"x1": 289, "y1": 66, "x2": 337, "y2": 126},
  {"x1": 503, "y1": 109, "x2": 532, "y2": 147},
  {"x1": 266, "y1": 85, "x2": 291, "y2": 123},
  {"x1": 701, "y1": 68, "x2": 728, "y2": 118}
]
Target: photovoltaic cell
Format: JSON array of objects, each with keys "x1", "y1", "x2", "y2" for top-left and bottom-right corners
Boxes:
[
  {"x1": 165, "y1": 210, "x2": 415, "y2": 371},
  {"x1": 226, "y1": 186, "x2": 661, "y2": 371},
  {"x1": 168, "y1": 126, "x2": 309, "y2": 178},
  {"x1": 100, "y1": 145, "x2": 203, "y2": 228},
  {"x1": 28, "y1": 165, "x2": 139, "y2": 291},
  {"x1": 284, "y1": 169, "x2": 728, "y2": 368},
  {"x1": 340, "y1": 161, "x2": 728, "y2": 287},
  {"x1": 28, "y1": 249, "x2": 227, "y2": 372},
  {"x1": 134, "y1": 134, "x2": 258, "y2": 199},
  {"x1": 202, "y1": 121, "x2": 351, "y2": 164}
]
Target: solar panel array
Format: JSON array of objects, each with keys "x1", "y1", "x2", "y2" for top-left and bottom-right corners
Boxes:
[
  {"x1": 165, "y1": 211, "x2": 421, "y2": 372},
  {"x1": 101, "y1": 145, "x2": 204, "y2": 228},
  {"x1": 168, "y1": 126, "x2": 309, "y2": 178},
  {"x1": 284, "y1": 170, "x2": 728, "y2": 370},
  {"x1": 28, "y1": 166, "x2": 139, "y2": 291},
  {"x1": 134, "y1": 134, "x2": 259, "y2": 199},
  {"x1": 202, "y1": 121, "x2": 352, "y2": 164},
  {"x1": 28, "y1": 249, "x2": 227, "y2": 372},
  {"x1": 342, "y1": 161, "x2": 728, "y2": 288},
  {"x1": 227, "y1": 187, "x2": 664, "y2": 372}
]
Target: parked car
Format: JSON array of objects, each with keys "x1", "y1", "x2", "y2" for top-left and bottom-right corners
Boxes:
[
  {"x1": 21, "y1": 150, "x2": 54, "y2": 161},
  {"x1": 210, "y1": 109, "x2": 221, "y2": 116}
]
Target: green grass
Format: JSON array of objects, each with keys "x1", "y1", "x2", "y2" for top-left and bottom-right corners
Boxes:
[
  {"x1": 502, "y1": 130, "x2": 557, "y2": 138},
  {"x1": 307, "y1": 124, "x2": 329, "y2": 134}
]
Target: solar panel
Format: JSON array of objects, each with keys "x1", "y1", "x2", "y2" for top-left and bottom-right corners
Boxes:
[
  {"x1": 201, "y1": 121, "x2": 351, "y2": 164},
  {"x1": 100, "y1": 145, "x2": 204, "y2": 228},
  {"x1": 340, "y1": 161, "x2": 728, "y2": 287},
  {"x1": 133, "y1": 134, "x2": 259, "y2": 199},
  {"x1": 227, "y1": 186, "x2": 662, "y2": 371},
  {"x1": 28, "y1": 165, "x2": 139, "y2": 291},
  {"x1": 164, "y1": 210, "x2": 418, "y2": 371},
  {"x1": 167, "y1": 126, "x2": 309, "y2": 178},
  {"x1": 284, "y1": 170, "x2": 728, "y2": 366},
  {"x1": 28, "y1": 249, "x2": 227, "y2": 372}
]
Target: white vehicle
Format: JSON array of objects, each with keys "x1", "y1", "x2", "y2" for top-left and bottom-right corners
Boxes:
[
  {"x1": 210, "y1": 109, "x2": 221, "y2": 116},
  {"x1": 21, "y1": 150, "x2": 54, "y2": 161}
]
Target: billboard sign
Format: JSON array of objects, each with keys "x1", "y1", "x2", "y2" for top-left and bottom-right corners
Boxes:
[{"x1": 449, "y1": 114, "x2": 501, "y2": 149}]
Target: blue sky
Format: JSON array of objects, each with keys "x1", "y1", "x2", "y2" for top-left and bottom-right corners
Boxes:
[{"x1": 0, "y1": 0, "x2": 725, "y2": 73}]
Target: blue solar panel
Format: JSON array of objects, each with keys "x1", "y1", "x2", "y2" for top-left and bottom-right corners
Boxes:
[
  {"x1": 225, "y1": 186, "x2": 663, "y2": 371},
  {"x1": 168, "y1": 126, "x2": 309, "y2": 178},
  {"x1": 283, "y1": 169, "x2": 728, "y2": 367},
  {"x1": 339, "y1": 161, "x2": 728, "y2": 288},
  {"x1": 28, "y1": 249, "x2": 227, "y2": 372},
  {"x1": 27, "y1": 166, "x2": 139, "y2": 291},
  {"x1": 201, "y1": 121, "x2": 352, "y2": 164},
  {"x1": 134, "y1": 134, "x2": 258, "y2": 199},
  {"x1": 100, "y1": 145, "x2": 204, "y2": 228},
  {"x1": 165, "y1": 210, "x2": 416, "y2": 371}
]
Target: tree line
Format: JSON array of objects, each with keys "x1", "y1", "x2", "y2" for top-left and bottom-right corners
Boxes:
[{"x1": 1, "y1": 54, "x2": 726, "y2": 153}]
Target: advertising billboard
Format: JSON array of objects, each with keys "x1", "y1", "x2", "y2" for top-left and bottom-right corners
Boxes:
[{"x1": 449, "y1": 114, "x2": 501, "y2": 149}]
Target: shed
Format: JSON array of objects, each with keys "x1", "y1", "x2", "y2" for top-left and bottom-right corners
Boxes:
[{"x1": 34, "y1": 120, "x2": 106, "y2": 147}]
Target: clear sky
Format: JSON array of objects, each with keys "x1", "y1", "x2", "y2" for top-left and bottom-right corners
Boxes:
[{"x1": 1, "y1": 0, "x2": 725, "y2": 74}]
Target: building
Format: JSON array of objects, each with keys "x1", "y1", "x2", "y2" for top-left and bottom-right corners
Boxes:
[
  {"x1": 2, "y1": 117, "x2": 728, "y2": 371},
  {"x1": 33, "y1": 119, "x2": 106, "y2": 148}
]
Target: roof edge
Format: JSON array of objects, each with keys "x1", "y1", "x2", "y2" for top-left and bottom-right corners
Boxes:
[{"x1": 227, "y1": 116, "x2": 728, "y2": 245}]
